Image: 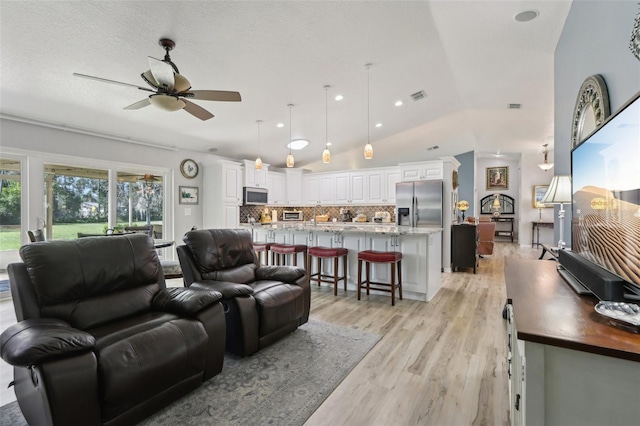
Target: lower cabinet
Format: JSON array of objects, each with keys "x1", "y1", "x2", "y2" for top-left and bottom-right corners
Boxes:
[{"x1": 451, "y1": 224, "x2": 477, "y2": 273}]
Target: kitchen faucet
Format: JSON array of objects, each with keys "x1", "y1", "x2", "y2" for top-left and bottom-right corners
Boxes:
[{"x1": 313, "y1": 204, "x2": 322, "y2": 226}]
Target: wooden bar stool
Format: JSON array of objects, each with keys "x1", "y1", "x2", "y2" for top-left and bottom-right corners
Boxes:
[
  {"x1": 307, "y1": 247, "x2": 348, "y2": 296},
  {"x1": 270, "y1": 243, "x2": 308, "y2": 270},
  {"x1": 253, "y1": 242, "x2": 272, "y2": 265},
  {"x1": 357, "y1": 250, "x2": 402, "y2": 306}
]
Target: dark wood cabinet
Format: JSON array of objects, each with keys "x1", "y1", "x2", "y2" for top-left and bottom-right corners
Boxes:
[{"x1": 451, "y1": 224, "x2": 478, "y2": 273}]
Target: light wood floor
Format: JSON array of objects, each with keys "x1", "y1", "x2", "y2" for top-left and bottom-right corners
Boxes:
[
  {"x1": 0, "y1": 243, "x2": 542, "y2": 424},
  {"x1": 305, "y1": 242, "x2": 540, "y2": 426}
]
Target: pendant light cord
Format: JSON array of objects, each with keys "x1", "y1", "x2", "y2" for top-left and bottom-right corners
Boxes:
[
  {"x1": 325, "y1": 86, "x2": 329, "y2": 148},
  {"x1": 367, "y1": 65, "x2": 370, "y2": 144},
  {"x1": 289, "y1": 105, "x2": 292, "y2": 155}
]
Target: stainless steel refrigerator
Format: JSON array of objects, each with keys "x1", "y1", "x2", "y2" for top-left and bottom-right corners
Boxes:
[{"x1": 396, "y1": 180, "x2": 443, "y2": 227}]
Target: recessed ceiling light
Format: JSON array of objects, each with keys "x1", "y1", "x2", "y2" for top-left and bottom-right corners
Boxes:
[
  {"x1": 335, "y1": 95, "x2": 344, "y2": 101},
  {"x1": 277, "y1": 123, "x2": 284, "y2": 128},
  {"x1": 287, "y1": 139, "x2": 309, "y2": 150},
  {"x1": 375, "y1": 123, "x2": 382, "y2": 128},
  {"x1": 395, "y1": 100, "x2": 403, "y2": 107},
  {"x1": 514, "y1": 10, "x2": 539, "y2": 22},
  {"x1": 327, "y1": 142, "x2": 332, "y2": 146}
]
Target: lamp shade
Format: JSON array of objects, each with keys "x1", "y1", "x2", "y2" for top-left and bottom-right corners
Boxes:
[
  {"x1": 364, "y1": 143, "x2": 373, "y2": 159},
  {"x1": 492, "y1": 197, "x2": 501, "y2": 208},
  {"x1": 322, "y1": 148, "x2": 331, "y2": 163},
  {"x1": 457, "y1": 200, "x2": 470, "y2": 211},
  {"x1": 286, "y1": 153, "x2": 295, "y2": 168},
  {"x1": 148, "y1": 94, "x2": 185, "y2": 111},
  {"x1": 540, "y1": 175, "x2": 572, "y2": 204}
]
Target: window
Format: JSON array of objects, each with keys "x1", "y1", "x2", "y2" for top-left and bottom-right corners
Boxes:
[
  {"x1": 117, "y1": 172, "x2": 163, "y2": 231},
  {"x1": 44, "y1": 164, "x2": 109, "y2": 239},
  {"x1": 0, "y1": 157, "x2": 21, "y2": 251}
]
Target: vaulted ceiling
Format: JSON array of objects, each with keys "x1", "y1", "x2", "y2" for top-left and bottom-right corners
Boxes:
[{"x1": 0, "y1": 1, "x2": 572, "y2": 171}]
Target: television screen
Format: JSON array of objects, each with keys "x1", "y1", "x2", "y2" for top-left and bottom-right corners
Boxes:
[{"x1": 571, "y1": 90, "x2": 640, "y2": 295}]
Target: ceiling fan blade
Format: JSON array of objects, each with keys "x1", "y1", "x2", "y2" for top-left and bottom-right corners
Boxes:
[
  {"x1": 182, "y1": 99, "x2": 214, "y2": 121},
  {"x1": 73, "y1": 73, "x2": 155, "y2": 92},
  {"x1": 185, "y1": 90, "x2": 242, "y2": 102},
  {"x1": 123, "y1": 98, "x2": 151, "y2": 110},
  {"x1": 148, "y1": 57, "x2": 175, "y2": 91}
]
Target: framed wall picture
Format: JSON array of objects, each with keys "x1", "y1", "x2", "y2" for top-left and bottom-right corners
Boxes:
[
  {"x1": 533, "y1": 185, "x2": 552, "y2": 208},
  {"x1": 486, "y1": 166, "x2": 509, "y2": 190},
  {"x1": 179, "y1": 186, "x2": 199, "y2": 205}
]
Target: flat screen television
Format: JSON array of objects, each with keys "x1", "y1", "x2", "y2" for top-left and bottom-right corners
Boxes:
[{"x1": 569, "y1": 90, "x2": 640, "y2": 300}]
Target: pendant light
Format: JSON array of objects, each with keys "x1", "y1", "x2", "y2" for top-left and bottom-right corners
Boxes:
[
  {"x1": 255, "y1": 120, "x2": 263, "y2": 170},
  {"x1": 286, "y1": 104, "x2": 295, "y2": 168},
  {"x1": 322, "y1": 85, "x2": 331, "y2": 163},
  {"x1": 364, "y1": 63, "x2": 373, "y2": 159},
  {"x1": 537, "y1": 143, "x2": 554, "y2": 171}
]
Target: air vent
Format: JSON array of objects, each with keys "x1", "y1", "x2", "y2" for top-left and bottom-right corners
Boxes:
[
  {"x1": 411, "y1": 90, "x2": 427, "y2": 101},
  {"x1": 508, "y1": 103, "x2": 521, "y2": 109},
  {"x1": 427, "y1": 145, "x2": 439, "y2": 151}
]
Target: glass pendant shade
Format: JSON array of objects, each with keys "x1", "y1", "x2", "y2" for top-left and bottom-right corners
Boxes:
[
  {"x1": 149, "y1": 94, "x2": 185, "y2": 111},
  {"x1": 255, "y1": 157, "x2": 263, "y2": 170},
  {"x1": 322, "y1": 148, "x2": 331, "y2": 163},
  {"x1": 286, "y1": 153, "x2": 295, "y2": 168},
  {"x1": 364, "y1": 143, "x2": 373, "y2": 159}
]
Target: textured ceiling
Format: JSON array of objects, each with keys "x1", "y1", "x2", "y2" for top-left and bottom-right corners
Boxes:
[{"x1": 0, "y1": 1, "x2": 572, "y2": 171}]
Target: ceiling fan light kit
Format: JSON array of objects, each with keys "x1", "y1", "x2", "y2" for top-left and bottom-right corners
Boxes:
[{"x1": 73, "y1": 38, "x2": 241, "y2": 121}]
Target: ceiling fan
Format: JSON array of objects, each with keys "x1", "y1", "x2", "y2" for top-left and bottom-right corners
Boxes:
[{"x1": 73, "y1": 38, "x2": 241, "y2": 120}]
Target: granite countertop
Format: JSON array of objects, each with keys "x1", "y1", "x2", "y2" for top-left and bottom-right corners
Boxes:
[{"x1": 240, "y1": 222, "x2": 442, "y2": 235}]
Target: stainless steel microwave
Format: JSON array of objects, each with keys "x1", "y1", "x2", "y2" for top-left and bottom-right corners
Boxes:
[{"x1": 243, "y1": 187, "x2": 268, "y2": 205}]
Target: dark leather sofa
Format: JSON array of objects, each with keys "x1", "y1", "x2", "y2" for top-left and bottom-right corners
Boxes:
[
  {"x1": 0, "y1": 234, "x2": 226, "y2": 426},
  {"x1": 177, "y1": 229, "x2": 310, "y2": 356}
]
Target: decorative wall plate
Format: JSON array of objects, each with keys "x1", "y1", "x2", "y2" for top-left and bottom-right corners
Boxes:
[{"x1": 571, "y1": 75, "x2": 610, "y2": 148}]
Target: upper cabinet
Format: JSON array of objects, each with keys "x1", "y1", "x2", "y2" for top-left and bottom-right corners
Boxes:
[
  {"x1": 399, "y1": 161, "x2": 443, "y2": 181},
  {"x1": 242, "y1": 159, "x2": 269, "y2": 188},
  {"x1": 203, "y1": 160, "x2": 242, "y2": 229},
  {"x1": 267, "y1": 171, "x2": 285, "y2": 205},
  {"x1": 334, "y1": 171, "x2": 367, "y2": 204},
  {"x1": 367, "y1": 168, "x2": 401, "y2": 205},
  {"x1": 285, "y1": 169, "x2": 303, "y2": 205}
]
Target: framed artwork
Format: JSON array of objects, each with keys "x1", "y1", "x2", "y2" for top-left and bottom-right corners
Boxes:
[
  {"x1": 179, "y1": 186, "x2": 199, "y2": 205},
  {"x1": 486, "y1": 166, "x2": 509, "y2": 190},
  {"x1": 533, "y1": 185, "x2": 552, "y2": 208}
]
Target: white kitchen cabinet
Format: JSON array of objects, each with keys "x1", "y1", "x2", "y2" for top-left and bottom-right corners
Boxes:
[
  {"x1": 334, "y1": 172, "x2": 366, "y2": 204},
  {"x1": 302, "y1": 174, "x2": 319, "y2": 205},
  {"x1": 367, "y1": 168, "x2": 400, "y2": 204},
  {"x1": 399, "y1": 161, "x2": 443, "y2": 181},
  {"x1": 242, "y1": 159, "x2": 269, "y2": 188},
  {"x1": 285, "y1": 169, "x2": 303, "y2": 205},
  {"x1": 303, "y1": 173, "x2": 333, "y2": 205},
  {"x1": 203, "y1": 160, "x2": 242, "y2": 229},
  {"x1": 268, "y1": 171, "x2": 285, "y2": 205}
]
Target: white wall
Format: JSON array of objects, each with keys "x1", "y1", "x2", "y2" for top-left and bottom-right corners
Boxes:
[{"x1": 518, "y1": 152, "x2": 556, "y2": 247}]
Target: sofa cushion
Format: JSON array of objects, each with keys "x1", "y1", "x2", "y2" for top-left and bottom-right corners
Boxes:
[
  {"x1": 251, "y1": 281, "x2": 304, "y2": 336},
  {"x1": 98, "y1": 318, "x2": 208, "y2": 420},
  {"x1": 20, "y1": 235, "x2": 160, "y2": 307}
]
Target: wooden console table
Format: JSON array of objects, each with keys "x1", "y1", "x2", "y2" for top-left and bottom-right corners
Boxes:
[
  {"x1": 531, "y1": 221, "x2": 553, "y2": 247},
  {"x1": 505, "y1": 259, "x2": 640, "y2": 425},
  {"x1": 491, "y1": 217, "x2": 514, "y2": 242}
]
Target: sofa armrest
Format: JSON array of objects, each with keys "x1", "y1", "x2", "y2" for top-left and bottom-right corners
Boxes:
[
  {"x1": 256, "y1": 266, "x2": 306, "y2": 284},
  {"x1": 153, "y1": 287, "x2": 223, "y2": 316},
  {"x1": 0, "y1": 318, "x2": 95, "y2": 367},
  {"x1": 190, "y1": 280, "x2": 254, "y2": 298}
]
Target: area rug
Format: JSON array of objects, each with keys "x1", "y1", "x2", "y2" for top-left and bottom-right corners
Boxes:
[{"x1": 0, "y1": 320, "x2": 380, "y2": 426}]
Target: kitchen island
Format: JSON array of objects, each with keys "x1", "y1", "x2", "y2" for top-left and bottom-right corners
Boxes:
[{"x1": 242, "y1": 222, "x2": 442, "y2": 302}]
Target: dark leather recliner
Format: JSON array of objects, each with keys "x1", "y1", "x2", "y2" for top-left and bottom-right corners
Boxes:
[
  {"x1": 177, "y1": 229, "x2": 310, "y2": 356},
  {"x1": 0, "y1": 234, "x2": 226, "y2": 426}
]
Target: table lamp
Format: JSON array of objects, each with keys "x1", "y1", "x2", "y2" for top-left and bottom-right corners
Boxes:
[
  {"x1": 540, "y1": 175, "x2": 572, "y2": 249},
  {"x1": 492, "y1": 196, "x2": 501, "y2": 217},
  {"x1": 457, "y1": 200, "x2": 470, "y2": 221}
]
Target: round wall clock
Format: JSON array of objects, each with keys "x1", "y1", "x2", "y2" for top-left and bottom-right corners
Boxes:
[{"x1": 180, "y1": 159, "x2": 199, "y2": 179}]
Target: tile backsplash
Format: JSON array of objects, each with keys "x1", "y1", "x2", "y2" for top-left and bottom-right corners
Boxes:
[{"x1": 240, "y1": 205, "x2": 396, "y2": 223}]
